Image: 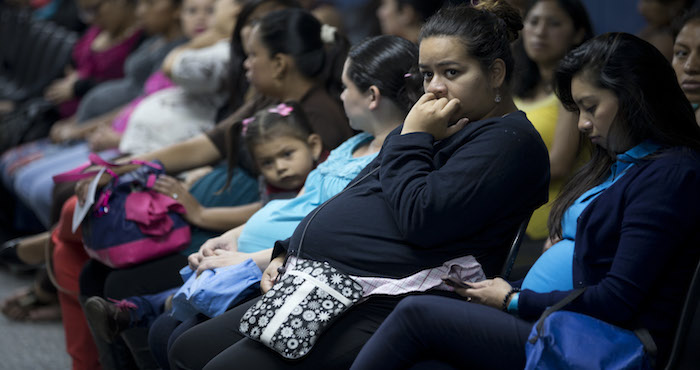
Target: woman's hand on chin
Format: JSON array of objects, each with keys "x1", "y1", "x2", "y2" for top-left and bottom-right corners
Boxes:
[{"x1": 401, "y1": 93, "x2": 469, "y2": 140}]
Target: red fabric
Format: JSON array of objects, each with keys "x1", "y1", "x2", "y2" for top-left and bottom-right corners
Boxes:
[
  {"x1": 59, "y1": 26, "x2": 143, "y2": 118},
  {"x1": 124, "y1": 191, "x2": 186, "y2": 236},
  {"x1": 53, "y1": 196, "x2": 102, "y2": 370},
  {"x1": 30, "y1": 0, "x2": 51, "y2": 8}
]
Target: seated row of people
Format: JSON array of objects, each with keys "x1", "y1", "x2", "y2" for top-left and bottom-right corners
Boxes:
[
  {"x1": 2, "y1": 0, "x2": 700, "y2": 369},
  {"x1": 1, "y1": 0, "x2": 196, "y2": 323},
  {"x1": 50, "y1": 1, "x2": 354, "y2": 368},
  {"x1": 164, "y1": 2, "x2": 700, "y2": 369}
]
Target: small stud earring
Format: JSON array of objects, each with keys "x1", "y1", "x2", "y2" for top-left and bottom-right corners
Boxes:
[{"x1": 494, "y1": 93, "x2": 502, "y2": 103}]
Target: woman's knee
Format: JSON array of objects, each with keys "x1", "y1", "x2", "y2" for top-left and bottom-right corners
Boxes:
[
  {"x1": 393, "y1": 295, "x2": 443, "y2": 321},
  {"x1": 169, "y1": 302, "x2": 254, "y2": 369},
  {"x1": 168, "y1": 325, "x2": 206, "y2": 370}
]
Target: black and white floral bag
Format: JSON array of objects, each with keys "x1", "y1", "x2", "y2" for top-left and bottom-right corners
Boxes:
[
  {"x1": 238, "y1": 168, "x2": 379, "y2": 359},
  {"x1": 239, "y1": 259, "x2": 363, "y2": 359}
]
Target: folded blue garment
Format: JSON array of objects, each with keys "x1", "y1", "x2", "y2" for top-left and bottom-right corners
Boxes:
[{"x1": 171, "y1": 259, "x2": 262, "y2": 321}]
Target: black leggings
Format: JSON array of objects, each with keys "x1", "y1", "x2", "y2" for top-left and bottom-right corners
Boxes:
[
  {"x1": 168, "y1": 295, "x2": 404, "y2": 370},
  {"x1": 350, "y1": 295, "x2": 533, "y2": 369},
  {"x1": 79, "y1": 253, "x2": 187, "y2": 299}
]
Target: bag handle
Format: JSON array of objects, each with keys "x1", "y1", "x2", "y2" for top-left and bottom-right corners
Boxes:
[
  {"x1": 52, "y1": 164, "x2": 119, "y2": 183},
  {"x1": 530, "y1": 288, "x2": 585, "y2": 343},
  {"x1": 634, "y1": 328, "x2": 657, "y2": 366},
  {"x1": 529, "y1": 287, "x2": 658, "y2": 364},
  {"x1": 278, "y1": 165, "x2": 381, "y2": 276},
  {"x1": 52, "y1": 153, "x2": 162, "y2": 183},
  {"x1": 86, "y1": 153, "x2": 162, "y2": 170}
]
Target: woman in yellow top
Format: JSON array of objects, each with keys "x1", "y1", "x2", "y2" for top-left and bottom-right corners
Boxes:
[{"x1": 512, "y1": 0, "x2": 593, "y2": 242}]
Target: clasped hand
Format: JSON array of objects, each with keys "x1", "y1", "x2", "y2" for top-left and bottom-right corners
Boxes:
[
  {"x1": 187, "y1": 233, "x2": 238, "y2": 274},
  {"x1": 401, "y1": 93, "x2": 469, "y2": 140},
  {"x1": 189, "y1": 249, "x2": 252, "y2": 277}
]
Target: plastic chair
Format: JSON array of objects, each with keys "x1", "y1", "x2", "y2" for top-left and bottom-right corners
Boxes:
[
  {"x1": 500, "y1": 213, "x2": 533, "y2": 280},
  {"x1": 665, "y1": 258, "x2": 700, "y2": 370}
]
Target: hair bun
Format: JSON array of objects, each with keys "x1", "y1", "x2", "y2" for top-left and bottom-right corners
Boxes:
[{"x1": 474, "y1": 0, "x2": 523, "y2": 42}]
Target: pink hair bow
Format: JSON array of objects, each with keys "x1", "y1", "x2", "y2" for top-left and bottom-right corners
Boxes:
[
  {"x1": 268, "y1": 103, "x2": 293, "y2": 117},
  {"x1": 241, "y1": 116, "x2": 255, "y2": 135}
]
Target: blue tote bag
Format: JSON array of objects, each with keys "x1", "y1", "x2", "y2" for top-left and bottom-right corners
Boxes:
[{"x1": 525, "y1": 288, "x2": 657, "y2": 370}]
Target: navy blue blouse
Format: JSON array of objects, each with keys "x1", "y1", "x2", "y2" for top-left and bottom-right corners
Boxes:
[{"x1": 519, "y1": 146, "x2": 700, "y2": 365}]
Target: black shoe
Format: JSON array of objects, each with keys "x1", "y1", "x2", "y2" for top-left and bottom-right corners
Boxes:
[
  {"x1": 84, "y1": 296, "x2": 132, "y2": 344},
  {"x1": 0, "y1": 238, "x2": 40, "y2": 274}
]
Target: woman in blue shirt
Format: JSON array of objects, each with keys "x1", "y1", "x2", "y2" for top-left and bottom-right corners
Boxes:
[{"x1": 351, "y1": 33, "x2": 700, "y2": 369}]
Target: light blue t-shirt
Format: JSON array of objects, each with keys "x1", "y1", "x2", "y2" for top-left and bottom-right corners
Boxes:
[
  {"x1": 521, "y1": 141, "x2": 661, "y2": 292},
  {"x1": 236, "y1": 133, "x2": 376, "y2": 253}
]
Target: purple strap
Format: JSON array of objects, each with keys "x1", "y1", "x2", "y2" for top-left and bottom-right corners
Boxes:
[
  {"x1": 52, "y1": 153, "x2": 165, "y2": 216},
  {"x1": 52, "y1": 153, "x2": 162, "y2": 183},
  {"x1": 146, "y1": 174, "x2": 157, "y2": 188},
  {"x1": 52, "y1": 165, "x2": 119, "y2": 183}
]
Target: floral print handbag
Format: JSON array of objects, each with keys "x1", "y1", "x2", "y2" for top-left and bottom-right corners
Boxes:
[
  {"x1": 238, "y1": 167, "x2": 379, "y2": 359},
  {"x1": 238, "y1": 258, "x2": 363, "y2": 359}
]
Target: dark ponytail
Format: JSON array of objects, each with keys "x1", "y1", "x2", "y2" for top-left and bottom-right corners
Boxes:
[
  {"x1": 346, "y1": 35, "x2": 422, "y2": 114},
  {"x1": 257, "y1": 9, "x2": 325, "y2": 77},
  {"x1": 257, "y1": 8, "x2": 349, "y2": 102}
]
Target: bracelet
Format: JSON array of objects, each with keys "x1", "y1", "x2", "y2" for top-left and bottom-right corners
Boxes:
[
  {"x1": 507, "y1": 292, "x2": 520, "y2": 315},
  {"x1": 502, "y1": 287, "x2": 521, "y2": 312}
]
